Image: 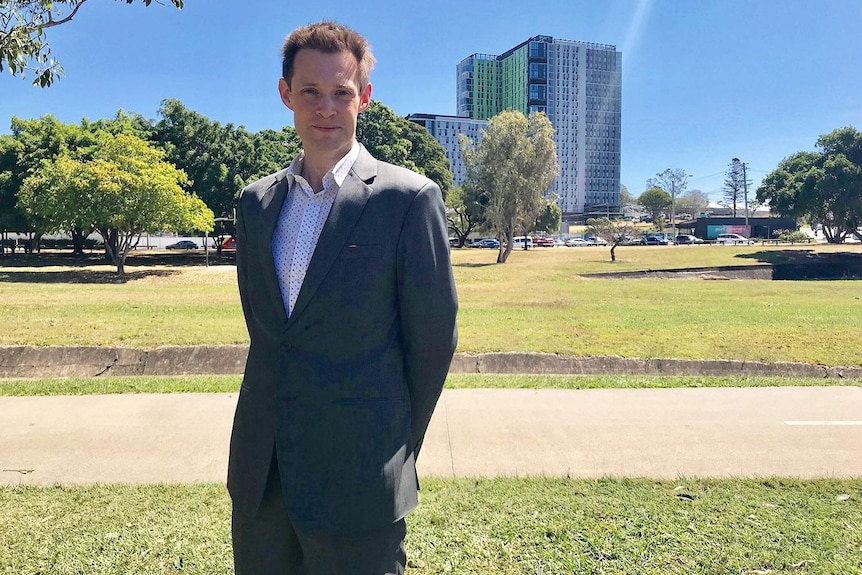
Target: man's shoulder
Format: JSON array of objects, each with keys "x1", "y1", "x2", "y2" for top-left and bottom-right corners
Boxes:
[
  {"x1": 241, "y1": 168, "x2": 290, "y2": 199},
  {"x1": 372, "y1": 159, "x2": 437, "y2": 193}
]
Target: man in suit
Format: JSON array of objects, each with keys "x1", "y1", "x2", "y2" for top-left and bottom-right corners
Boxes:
[{"x1": 228, "y1": 21, "x2": 458, "y2": 574}]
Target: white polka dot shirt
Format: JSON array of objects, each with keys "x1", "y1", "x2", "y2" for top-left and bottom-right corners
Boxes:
[{"x1": 272, "y1": 142, "x2": 361, "y2": 317}]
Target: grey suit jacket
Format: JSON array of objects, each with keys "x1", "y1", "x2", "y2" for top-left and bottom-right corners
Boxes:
[{"x1": 227, "y1": 145, "x2": 458, "y2": 533}]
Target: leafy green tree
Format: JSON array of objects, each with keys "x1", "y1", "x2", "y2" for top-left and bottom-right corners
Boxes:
[
  {"x1": 1, "y1": 0, "x2": 183, "y2": 87},
  {"x1": 460, "y1": 110, "x2": 558, "y2": 263},
  {"x1": 357, "y1": 101, "x2": 452, "y2": 197},
  {"x1": 533, "y1": 197, "x2": 562, "y2": 234},
  {"x1": 757, "y1": 127, "x2": 862, "y2": 243},
  {"x1": 637, "y1": 186, "x2": 672, "y2": 223},
  {"x1": 398, "y1": 117, "x2": 452, "y2": 198},
  {"x1": 19, "y1": 132, "x2": 212, "y2": 275},
  {"x1": 152, "y1": 99, "x2": 301, "y2": 222},
  {"x1": 445, "y1": 184, "x2": 487, "y2": 247},
  {"x1": 586, "y1": 216, "x2": 638, "y2": 262},
  {"x1": 0, "y1": 115, "x2": 96, "y2": 251}
]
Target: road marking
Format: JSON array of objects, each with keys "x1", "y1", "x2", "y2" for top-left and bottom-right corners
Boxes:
[{"x1": 785, "y1": 421, "x2": 862, "y2": 426}]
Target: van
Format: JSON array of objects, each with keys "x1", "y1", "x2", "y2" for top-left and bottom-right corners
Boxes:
[
  {"x1": 511, "y1": 236, "x2": 533, "y2": 248},
  {"x1": 715, "y1": 233, "x2": 755, "y2": 245}
]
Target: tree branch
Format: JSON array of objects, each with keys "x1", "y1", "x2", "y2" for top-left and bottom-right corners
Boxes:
[{"x1": 43, "y1": 0, "x2": 90, "y2": 30}]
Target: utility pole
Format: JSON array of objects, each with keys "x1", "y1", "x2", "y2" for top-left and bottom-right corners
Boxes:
[{"x1": 741, "y1": 161, "x2": 749, "y2": 236}]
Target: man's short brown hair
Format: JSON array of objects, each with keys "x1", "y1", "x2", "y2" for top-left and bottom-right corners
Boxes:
[{"x1": 281, "y1": 21, "x2": 375, "y2": 89}]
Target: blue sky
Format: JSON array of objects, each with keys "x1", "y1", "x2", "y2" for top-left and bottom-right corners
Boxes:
[{"x1": 2, "y1": 0, "x2": 860, "y2": 201}]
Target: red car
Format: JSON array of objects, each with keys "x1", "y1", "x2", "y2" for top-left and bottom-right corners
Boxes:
[
  {"x1": 530, "y1": 236, "x2": 556, "y2": 247},
  {"x1": 222, "y1": 236, "x2": 236, "y2": 250}
]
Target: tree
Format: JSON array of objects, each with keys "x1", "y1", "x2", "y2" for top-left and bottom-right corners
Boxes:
[
  {"x1": 1, "y1": 0, "x2": 183, "y2": 87},
  {"x1": 586, "y1": 217, "x2": 638, "y2": 262},
  {"x1": 533, "y1": 197, "x2": 562, "y2": 235},
  {"x1": 637, "y1": 186, "x2": 671, "y2": 222},
  {"x1": 445, "y1": 184, "x2": 486, "y2": 247},
  {"x1": 723, "y1": 158, "x2": 748, "y2": 217},
  {"x1": 675, "y1": 189, "x2": 709, "y2": 219},
  {"x1": 757, "y1": 126, "x2": 862, "y2": 243},
  {"x1": 152, "y1": 99, "x2": 300, "y2": 222},
  {"x1": 647, "y1": 168, "x2": 690, "y2": 230},
  {"x1": 0, "y1": 115, "x2": 97, "y2": 251},
  {"x1": 619, "y1": 184, "x2": 634, "y2": 206},
  {"x1": 460, "y1": 110, "x2": 558, "y2": 263},
  {"x1": 357, "y1": 101, "x2": 453, "y2": 197},
  {"x1": 19, "y1": 131, "x2": 213, "y2": 275}
]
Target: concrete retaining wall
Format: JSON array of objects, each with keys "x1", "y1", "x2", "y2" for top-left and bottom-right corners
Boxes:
[{"x1": 1, "y1": 346, "x2": 860, "y2": 379}]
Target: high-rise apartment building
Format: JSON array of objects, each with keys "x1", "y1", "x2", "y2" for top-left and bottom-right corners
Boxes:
[{"x1": 410, "y1": 35, "x2": 621, "y2": 218}]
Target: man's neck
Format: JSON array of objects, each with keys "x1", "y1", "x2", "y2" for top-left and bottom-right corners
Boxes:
[{"x1": 301, "y1": 141, "x2": 355, "y2": 193}]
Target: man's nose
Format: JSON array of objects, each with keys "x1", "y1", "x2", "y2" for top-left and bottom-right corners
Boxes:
[{"x1": 317, "y1": 95, "x2": 336, "y2": 117}]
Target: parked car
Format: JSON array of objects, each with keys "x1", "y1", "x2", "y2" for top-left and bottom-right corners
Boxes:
[
  {"x1": 222, "y1": 236, "x2": 237, "y2": 250},
  {"x1": 715, "y1": 233, "x2": 755, "y2": 245},
  {"x1": 473, "y1": 238, "x2": 500, "y2": 249},
  {"x1": 641, "y1": 235, "x2": 669, "y2": 245},
  {"x1": 166, "y1": 240, "x2": 199, "y2": 250},
  {"x1": 511, "y1": 236, "x2": 534, "y2": 249},
  {"x1": 565, "y1": 237, "x2": 590, "y2": 247},
  {"x1": 584, "y1": 235, "x2": 608, "y2": 246},
  {"x1": 531, "y1": 236, "x2": 556, "y2": 247},
  {"x1": 675, "y1": 234, "x2": 703, "y2": 244}
]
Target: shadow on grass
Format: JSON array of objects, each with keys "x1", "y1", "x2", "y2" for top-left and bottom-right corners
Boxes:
[
  {"x1": 735, "y1": 249, "x2": 862, "y2": 280},
  {"x1": 0, "y1": 269, "x2": 178, "y2": 284},
  {"x1": 0, "y1": 251, "x2": 235, "y2": 284},
  {"x1": 453, "y1": 262, "x2": 498, "y2": 268}
]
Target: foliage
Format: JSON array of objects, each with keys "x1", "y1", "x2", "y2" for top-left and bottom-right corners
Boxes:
[
  {"x1": 532, "y1": 197, "x2": 562, "y2": 234},
  {"x1": 0, "y1": 0, "x2": 183, "y2": 87},
  {"x1": 773, "y1": 229, "x2": 810, "y2": 243},
  {"x1": 675, "y1": 189, "x2": 709, "y2": 218},
  {"x1": 460, "y1": 110, "x2": 558, "y2": 263},
  {"x1": 152, "y1": 99, "x2": 300, "y2": 223},
  {"x1": 637, "y1": 186, "x2": 671, "y2": 222},
  {"x1": 585, "y1": 216, "x2": 638, "y2": 261},
  {"x1": 619, "y1": 183, "x2": 634, "y2": 206},
  {"x1": 19, "y1": 131, "x2": 213, "y2": 274},
  {"x1": 357, "y1": 101, "x2": 452, "y2": 197},
  {"x1": 757, "y1": 126, "x2": 862, "y2": 243},
  {"x1": 445, "y1": 184, "x2": 487, "y2": 247},
  {"x1": 0, "y1": 115, "x2": 97, "y2": 248},
  {"x1": 723, "y1": 158, "x2": 749, "y2": 217}
]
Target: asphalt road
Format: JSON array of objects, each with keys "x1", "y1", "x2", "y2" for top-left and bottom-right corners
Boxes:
[{"x1": 1, "y1": 386, "x2": 860, "y2": 486}]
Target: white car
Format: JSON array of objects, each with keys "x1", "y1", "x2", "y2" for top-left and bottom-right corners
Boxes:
[
  {"x1": 565, "y1": 238, "x2": 590, "y2": 247},
  {"x1": 715, "y1": 233, "x2": 755, "y2": 245}
]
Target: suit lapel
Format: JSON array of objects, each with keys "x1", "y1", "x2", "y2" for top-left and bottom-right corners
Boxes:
[
  {"x1": 287, "y1": 147, "x2": 377, "y2": 325},
  {"x1": 259, "y1": 173, "x2": 290, "y2": 326}
]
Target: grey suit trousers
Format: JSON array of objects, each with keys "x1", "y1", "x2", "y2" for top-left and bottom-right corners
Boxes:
[{"x1": 232, "y1": 449, "x2": 407, "y2": 575}]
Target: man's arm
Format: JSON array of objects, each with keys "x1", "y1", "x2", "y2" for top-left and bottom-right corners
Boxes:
[{"x1": 397, "y1": 181, "x2": 458, "y2": 459}]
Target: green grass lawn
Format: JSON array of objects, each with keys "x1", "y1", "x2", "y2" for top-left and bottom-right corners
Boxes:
[
  {"x1": 1, "y1": 244, "x2": 860, "y2": 365},
  {"x1": 2, "y1": 478, "x2": 859, "y2": 574},
  {"x1": 0, "y1": 373, "x2": 858, "y2": 396}
]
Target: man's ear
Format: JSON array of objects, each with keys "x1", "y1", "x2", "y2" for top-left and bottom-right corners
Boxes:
[
  {"x1": 278, "y1": 78, "x2": 294, "y2": 110},
  {"x1": 358, "y1": 83, "x2": 372, "y2": 113}
]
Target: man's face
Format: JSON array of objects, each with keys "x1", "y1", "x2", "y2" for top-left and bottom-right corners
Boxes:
[{"x1": 279, "y1": 49, "x2": 371, "y2": 162}]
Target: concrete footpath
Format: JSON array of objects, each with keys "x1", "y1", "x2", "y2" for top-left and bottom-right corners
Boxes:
[{"x1": 2, "y1": 386, "x2": 861, "y2": 486}]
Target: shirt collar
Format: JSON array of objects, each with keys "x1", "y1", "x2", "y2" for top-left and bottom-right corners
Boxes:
[{"x1": 286, "y1": 141, "x2": 361, "y2": 192}]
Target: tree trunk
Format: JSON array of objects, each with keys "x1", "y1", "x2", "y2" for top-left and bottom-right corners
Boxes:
[
  {"x1": 497, "y1": 229, "x2": 514, "y2": 263},
  {"x1": 610, "y1": 244, "x2": 617, "y2": 262},
  {"x1": 70, "y1": 226, "x2": 87, "y2": 257}
]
